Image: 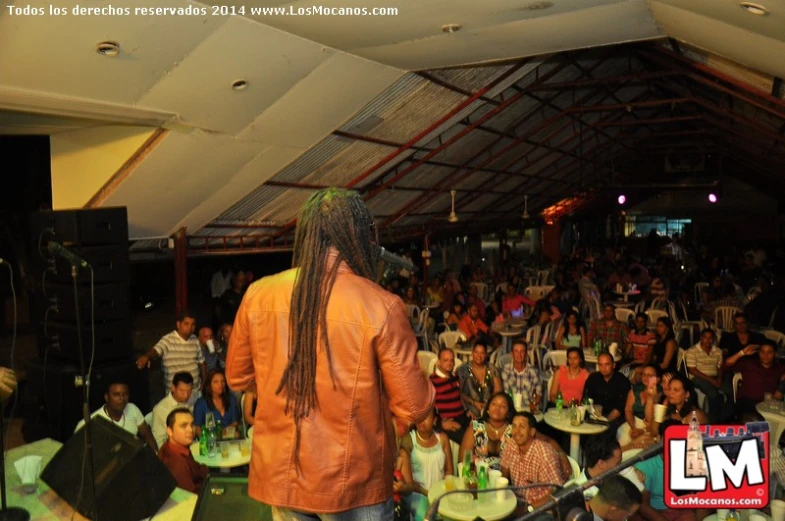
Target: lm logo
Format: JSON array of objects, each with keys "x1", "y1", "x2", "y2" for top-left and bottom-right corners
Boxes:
[{"x1": 663, "y1": 421, "x2": 770, "y2": 509}]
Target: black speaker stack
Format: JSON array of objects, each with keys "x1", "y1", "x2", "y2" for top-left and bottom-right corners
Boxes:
[{"x1": 23, "y1": 207, "x2": 146, "y2": 442}]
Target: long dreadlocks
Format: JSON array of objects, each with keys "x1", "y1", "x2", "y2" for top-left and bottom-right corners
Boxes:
[{"x1": 276, "y1": 187, "x2": 379, "y2": 468}]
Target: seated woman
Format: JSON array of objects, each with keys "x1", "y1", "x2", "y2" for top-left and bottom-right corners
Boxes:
[
  {"x1": 456, "y1": 342, "x2": 502, "y2": 419},
  {"x1": 459, "y1": 392, "x2": 514, "y2": 470},
  {"x1": 555, "y1": 311, "x2": 587, "y2": 350},
  {"x1": 644, "y1": 373, "x2": 708, "y2": 437},
  {"x1": 549, "y1": 347, "x2": 590, "y2": 405},
  {"x1": 652, "y1": 317, "x2": 679, "y2": 374},
  {"x1": 400, "y1": 407, "x2": 453, "y2": 513},
  {"x1": 445, "y1": 302, "x2": 465, "y2": 331},
  {"x1": 460, "y1": 392, "x2": 570, "y2": 477},
  {"x1": 242, "y1": 388, "x2": 257, "y2": 429},
  {"x1": 625, "y1": 312, "x2": 657, "y2": 368},
  {"x1": 617, "y1": 364, "x2": 661, "y2": 448},
  {"x1": 193, "y1": 369, "x2": 240, "y2": 437}
]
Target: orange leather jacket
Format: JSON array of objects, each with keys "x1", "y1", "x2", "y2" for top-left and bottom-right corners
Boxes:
[{"x1": 226, "y1": 255, "x2": 434, "y2": 513}]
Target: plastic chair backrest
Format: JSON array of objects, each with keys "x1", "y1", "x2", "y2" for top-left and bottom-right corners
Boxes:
[
  {"x1": 439, "y1": 331, "x2": 463, "y2": 349},
  {"x1": 645, "y1": 309, "x2": 668, "y2": 324},
  {"x1": 615, "y1": 308, "x2": 634, "y2": 325},
  {"x1": 762, "y1": 329, "x2": 785, "y2": 349},
  {"x1": 714, "y1": 306, "x2": 741, "y2": 332},
  {"x1": 418, "y1": 351, "x2": 437, "y2": 378},
  {"x1": 732, "y1": 372, "x2": 743, "y2": 402}
]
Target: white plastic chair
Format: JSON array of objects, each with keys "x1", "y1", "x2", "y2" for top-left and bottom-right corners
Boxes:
[
  {"x1": 495, "y1": 283, "x2": 509, "y2": 295},
  {"x1": 747, "y1": 287, "x2": 762, "y2": 302},
  {"x1": 413, "y1": 308, "x2": 431, "y2": 350},
  {"x1": 694, "y1": 282, "x2": 709, "y2": 309},
  {"x1": 495, "y1": 352, "x2": 512, "y2": 369},
  {"x1": 567, "y1": 456, "x2": 581, "y2": 480},
  {"x1": 405, "y1": 304, "x2": 421, "y2": 320},
  {"x1": 714, "y1": 306, "x2": 741, "y2": 333},
  {"x1": 525, "y1": 326, "x2": 543, "y2": 369},
  {"x1": 650, "y1": 297, "x2": 669, "y2": 311},
  {"x1": 645, "y1": 309, "x2": 668, "y2": 326},
  {"x1": 762, "y1": 329, "x2": 785, "y2": 349},
  {"x1": 538, "y1": 270, "x2": 551, "y2": 286},
  {"x1": 418, "y1": 351, "x2": 437, "y2": 378},
  {"x1": 439, "y1": 331, "x2": 464, "y2": 350},
  {"x1": 732, "y1": 372, "x2": 743, "y2": 403},
  {"x1": 542, "y1": 350, "x2": 566, "y2": 369},
  {"x1": 615, "y1": 308, "x2": 634, "y2": 325}
]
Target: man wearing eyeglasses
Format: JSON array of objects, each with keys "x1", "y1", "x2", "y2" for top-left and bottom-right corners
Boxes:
[{"x1": 718, "y1": 312, "x2": 767, "y2": 359}]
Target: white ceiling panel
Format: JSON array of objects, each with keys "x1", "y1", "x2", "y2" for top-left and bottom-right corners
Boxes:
[
  {"x1": 174, "y1": 143, "x2": 306, "y2": 232},
  {"x1": 100, "y1": 129, "x2": 261, "y2": 237},
  {"x1": 140, "y1": 17, "x2": 333, "y2": 134},
  {"x1": 238, "y1": 52, "x2": 403, "y2": 147},
  {"x1": 353, "y1": 1, "x2": 662, "y2": 70},
  {"x1": 650, "y1": 1, "x2": 785, "y2": 79},
  {"x1": 0, "y1": 0, "x2": 225, "y2": 103}
]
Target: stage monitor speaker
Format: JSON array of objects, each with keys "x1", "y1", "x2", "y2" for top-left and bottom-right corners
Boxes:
[
  {"x1": 30, "y1": 207, "x2": 129, "y2": 246},
  {"x1": 190, "y1": 475, "x2": 273, "y2": 521},
  {"x1": 22, "y1": 358, "x2": 149, "y2": 442},
  {"x1": 42, "y1": 417, "x2": 176, "y2": 521},
  {"x1": 40, "y1": 319, "x2": 132, "y2": 363}
]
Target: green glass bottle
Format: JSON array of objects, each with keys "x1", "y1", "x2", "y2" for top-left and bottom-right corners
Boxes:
[
  {"x1": 199, "y1": 428, "x2": 208, "y2": 456},
  {"x1": 555, "y1": 390, "x2": 564, "y2": 411}
]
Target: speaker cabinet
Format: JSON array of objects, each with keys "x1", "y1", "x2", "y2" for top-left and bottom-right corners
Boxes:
[
  {"x1": 42, "y1": 417, "x2": 176, "y2": 521},
  {"x1": 38, "y1": 282, "x2": 129, "y2": 323},
  {"x1": 40, "y1": 319, "x2": 132, "y2": 363},
  {"x1": 30, "y1": 207, "x2": 129, "y2": 246}
]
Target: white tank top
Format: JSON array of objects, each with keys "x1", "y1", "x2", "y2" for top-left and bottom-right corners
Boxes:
[{"x1": 409, "y1": 431, "x2": 445, "y2": 489}]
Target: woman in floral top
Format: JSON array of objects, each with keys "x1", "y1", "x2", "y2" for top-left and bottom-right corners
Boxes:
[
  {"x1": 456, "y1": 342, "x2": 502, "y2": 418},
  {"x1": 459, "y1": 392, "x2": 514, "y2": 470}
]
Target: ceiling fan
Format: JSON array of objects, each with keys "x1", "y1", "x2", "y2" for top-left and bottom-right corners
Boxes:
[{"x1": 447, "y1": 190, "x2": 459, "y2": 223}]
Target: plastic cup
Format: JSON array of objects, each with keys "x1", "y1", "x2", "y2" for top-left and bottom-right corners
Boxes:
[
  {"x1": 593, "y1": 405, "x2": 603, "y2": 418},
  {"x1": 513, "y1": 393, "x2": 523, "y2": 411},
  {"x1": 489, "y1": 469, "x2": 502, "y2": 488},
  {"x1": 654, "y1": 404, "x2": 668, "y2": 423},
  {"x1": 495, "y1": 477, "x2": 509, "y2": 501},
  {"x1": 772, "y1": 500, "x2": 785, "y2": 521},
  {"x1": 225, "y1": 426, "x2": 236, "y2": 439},
  {"x1": 765, "y1": 393, "x2": 773, "y2": 402},
  {"x1": 444, "y1": 475, "x2": 456, "y2": 491},
  {"x1": 240, "y1": 442, "x2": 250, "y2": 458},
  {"x1": 220, "y1": 443, "x2": 229, "y2": 459}
]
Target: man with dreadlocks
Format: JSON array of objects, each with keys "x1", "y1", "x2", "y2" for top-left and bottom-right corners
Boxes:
[{"x1": 226, "y1": 187, "x2": 434, "y2": 520}]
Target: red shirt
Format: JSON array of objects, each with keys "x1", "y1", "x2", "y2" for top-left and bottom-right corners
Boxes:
[
  {"x1": 734, "y1": 359, "x2": 785, "y2": 401},
  {"x1": 158, "y1": 440, "x2": 209, "y2": 494},
  {"x1": 502, "y1": 295, "x2": 535, "y2": 314},
  {"x1": 459, "y1": 314, "x2": 489, "y2": 339}
]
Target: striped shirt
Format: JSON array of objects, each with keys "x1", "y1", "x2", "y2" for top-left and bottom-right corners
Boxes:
[
  {"x1": 429, "y1": 373, "x2": 465, "y2": 419},
  {"x1": 685, "y1": 344, "x2": 723, "y2": 377},
  {"x1": 153, "y1": 330, "x2": 204, "y2": 391}
]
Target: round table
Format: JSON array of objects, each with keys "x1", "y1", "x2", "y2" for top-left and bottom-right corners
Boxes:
[
  {"x1": 190, "y1": 439, "x2": 251, "y2": 468},
  {"x1": 427, "y1": 479, "x2": 517, "y2": 521},
  {"x1": 757, "y1": 401, "x2": 785, "y2": 447},
  {"x1": 614, "y1": 290, "x2": 641, "y2": 302},
  {"x1": 493, "y1": 323, "x2": 526, "y2": 353},
  {"x1": 543, "y1": 409, "x2": 608, "y2": 462},
  {"x1": 611, "y1": 301, "x2": 635, "y2": 308},
  {"x1": 583, "y1": 348, "x2": 622, "y2": 365},
  {"x1": 703, "y1": 510, "x2": 770, "y2": 521}
]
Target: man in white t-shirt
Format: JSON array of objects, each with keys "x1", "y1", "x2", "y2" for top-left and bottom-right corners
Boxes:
[
  {"x1": 151, "y1": 372, "x2": 195, "y2": 448},
  {"x1": 75, "y1": 381, "x2": 158, "y2": 451}
]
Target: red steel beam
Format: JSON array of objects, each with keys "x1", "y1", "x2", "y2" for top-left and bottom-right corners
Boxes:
[
  {"x1": 594, "y1": 115, "x2": 702, "y2": 127},
  {"x1": 520, "y1": 69, "x2": 682, "y2": 91}
]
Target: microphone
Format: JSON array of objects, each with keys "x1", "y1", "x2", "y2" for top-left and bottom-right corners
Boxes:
[
  {"x1": 377, "y1": 246, "x2": 416, "y2": 272},
  {"x1": 46, "y1": 241, "x2": 88, "y2": 269}
]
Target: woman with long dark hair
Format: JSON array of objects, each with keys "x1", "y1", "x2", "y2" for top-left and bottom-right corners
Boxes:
[
  {"x1": 644, "y1": 373, "x2": 707, "y2": 436},
  {"x1": 193, "y1": 369, "x2": 240, "y2": 436},
  {"x1": 653, "y1": 317, "x2": 679, "y2": 374}
]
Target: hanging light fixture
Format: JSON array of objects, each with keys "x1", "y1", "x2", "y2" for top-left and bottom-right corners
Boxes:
[
  {"x1": 522, "y1": 195, "x2": 530, "y2": 220},
  {"x1": 447, "y1": 190, "x2": 459, "y2": 223}
]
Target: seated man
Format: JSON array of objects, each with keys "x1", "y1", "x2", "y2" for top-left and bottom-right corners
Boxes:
[
  {"x1": 159, "y1": 408, "x2": 209, "y2": 493},
  {"x1": 75, "y1": 380, "x2": 157, "y2": 451},
  {"x1": 589, "y1": 304, "x2": 628, "y2": 351},
  {"x1": 588, "y1": 474, "x2": 643, "y2": 521},
  {"x1": 502, "y1": 412, "x2": 566, "y2": 511},
  {"x1": 635, "y1": 420, "x2": 697, "y2": 521},
  {"x1": 151, "y1": 371, "x2": 195, "y2": 448},
  {"x1": 585, "y1": 353, "x2": 631, "y2": 431},
  {"x1": 719, "y1": 312, "x2": 767, "y2": 359},
  {"x1": 458, "y1": 304, "x2": 493, "y2": 347},
  {"x1": 575, "y1": 435, "x2": 644, "y2": 499},
  {"x1": 430, "y1": 348, "x2": 470, "y2": 445},
  {"x1": 685, "y1": 329, "x2": 733, "y2": 422},
  {"x1": 725, "y1": 340, "x2": 785, "y2": 414},
  {"x1": 501, "y1": 340, "x2": 540, "y2": 410}
]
